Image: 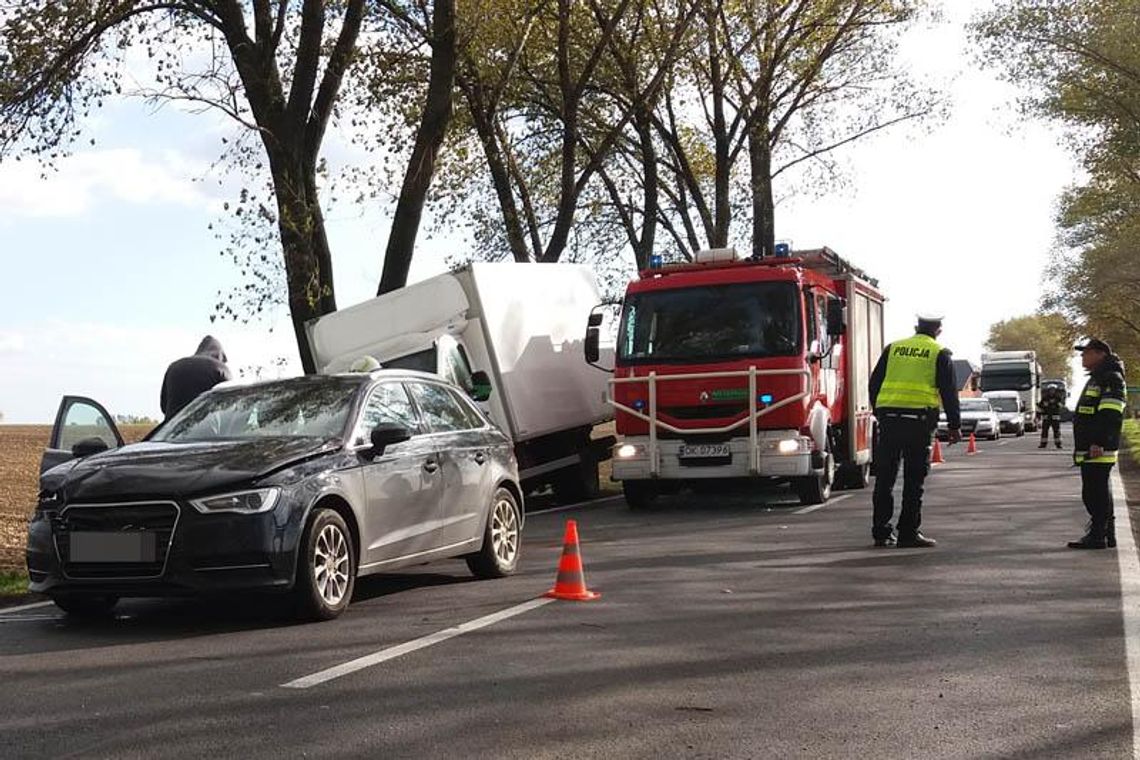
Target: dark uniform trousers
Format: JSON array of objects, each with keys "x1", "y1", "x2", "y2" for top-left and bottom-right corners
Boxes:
[
  {"x1": 872, "y1": 415, "x2": 932, "y2": 540},
  {"x1": 1041, "y1": 416, "x2": 1062, "y2": 443},
  {"x1": 1081, "y1": 463, "x2": 1115, "y2": 537}
]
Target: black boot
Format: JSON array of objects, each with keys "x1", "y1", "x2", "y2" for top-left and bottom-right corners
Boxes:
[
  {"x1": 1038, "y1": 441, "x2": 1047, "y2": 449},
  {"x1": 897, "y1": 532, "x2": 936, "y2": 548},
  {"x1": 1056, "y1": 441, "x2": 1063, "y2": 449},
  {"x1": 1067, "y1": 532, "x2": 1108, "y2": 549}
]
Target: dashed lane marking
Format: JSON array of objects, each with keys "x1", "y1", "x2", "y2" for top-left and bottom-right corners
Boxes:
[
  {"x1": 793, "y1": 493, "x2": 854, "y2": 515},
  {"x1": 0, "y1": 601, "x2": 53, "y2": 615},
  {"x1": 281, "y1": 597, "x2": 555, "y2": 689}
]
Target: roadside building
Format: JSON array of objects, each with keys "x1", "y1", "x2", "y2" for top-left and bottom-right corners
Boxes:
[{"x1": 954, "y1": 359, "x2": 982, "y2": 398}]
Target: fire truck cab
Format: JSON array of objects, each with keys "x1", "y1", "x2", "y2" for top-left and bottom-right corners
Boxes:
[{"x1": 590, "y1": 247, "x2": 885, "y2": 509}]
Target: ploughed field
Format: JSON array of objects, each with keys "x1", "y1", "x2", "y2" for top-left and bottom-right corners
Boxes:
[{"x1": 0, "y1": 425, "x2": 150, "y2": 573}]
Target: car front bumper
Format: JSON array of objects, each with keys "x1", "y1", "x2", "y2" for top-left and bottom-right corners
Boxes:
[{"x1": 25, "y1": 499, "x2": 305, "y2": 598}]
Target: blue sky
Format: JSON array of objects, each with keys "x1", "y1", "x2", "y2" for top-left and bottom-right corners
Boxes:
[{"x1": 0, "y1": 1, "x2": 1077, "y2": 423}]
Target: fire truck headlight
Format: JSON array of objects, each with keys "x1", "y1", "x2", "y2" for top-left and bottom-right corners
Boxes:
[
  {"x1": 616, "y1": 444, "x2": 641, "y2": 459},
  {"x1": 777, "y1": 439, "x2": 800, "y2": 455}
]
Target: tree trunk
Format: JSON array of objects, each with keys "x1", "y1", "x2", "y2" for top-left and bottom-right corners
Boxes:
[
  {"x1": 748, "y1": 118, "x2": 775, "y2": 259},
  {"x1": 460, "y1": 76, "x2": 533, "y2": 262},
  {"x1": 635, "y1": 110, "x2": 658, "y2": 269},
  {"x1": 379, "y1": 0, "x2": 458, "y2": 294}
]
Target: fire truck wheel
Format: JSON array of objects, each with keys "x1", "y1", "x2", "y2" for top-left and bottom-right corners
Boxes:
[
  {"x1": 794, "y1": 452, "x2": 834, "y2": 505},
  {"x1": 838, "y1": 462, "x2": 870, "y2": 490},
  {"x1": 623, "y1": 480, "x2": 659, "y2": 511}
]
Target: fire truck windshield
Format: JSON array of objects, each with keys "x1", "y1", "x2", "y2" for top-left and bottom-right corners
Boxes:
[{"x1": 618, "y1": 282, "x2": 801, "y2": 364}]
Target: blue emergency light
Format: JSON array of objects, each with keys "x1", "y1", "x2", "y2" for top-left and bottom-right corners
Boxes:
[
  {"x1": 649, "y1": 254, "x2": 663, "y2": 269},
  {"x1": 758, "y1": 394, "x2": 774, "y2": 404},
  {"x1": 774, "y1": 243, "x2": 791, "y2": 258},
  {"x1": 633, "y1": 399, "x2": 646, "y2": 411}
]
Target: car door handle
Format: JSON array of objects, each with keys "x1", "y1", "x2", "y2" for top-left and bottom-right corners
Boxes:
[
  {"x1": 474, "y1": 451, "x2": 487, "y2": 465},
  {"x1": 423, "y1": 460, "x2": 439, "y2": 474}
]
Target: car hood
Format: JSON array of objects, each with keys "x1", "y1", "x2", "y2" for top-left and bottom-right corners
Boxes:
[
  {"x1": 942, "y1": 411, "x2": 995, "y2": 422},
  {"x1": 45, "y1": 437, "x2": 341, "y2": 502}
]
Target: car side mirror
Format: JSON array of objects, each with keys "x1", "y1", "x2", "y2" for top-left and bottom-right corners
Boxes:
[
  {"x1": 72, "y1": 437, "x2": 110, "y2": 459},
  {"x1": 585, "y1": 312, "x2": 603, "y2": 364},
  {"x1": 826, "y1": 299, "x2": 847, "y2": 337},
  {"x1": 368, "y1": 424, "x2": 411, "y2": 458},
  {"x1": 470, "y1": 371, "x2": 493, "y2": 402}
]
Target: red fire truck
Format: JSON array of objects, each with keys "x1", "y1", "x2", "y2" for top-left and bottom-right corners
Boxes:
[{"x1": 586, "y1": 247, "x2": 885, "y2": 509}]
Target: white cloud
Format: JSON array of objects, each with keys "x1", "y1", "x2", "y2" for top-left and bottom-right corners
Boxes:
[
  {"x1": 0, "y1": 332, "x2": 25, "y2": 353},
  {"x1": 0, "y1": 148, "x2": 210, "y2": 218},
  {"x1": 0, "y1": 320, "x2": 300, "y2": 423}
]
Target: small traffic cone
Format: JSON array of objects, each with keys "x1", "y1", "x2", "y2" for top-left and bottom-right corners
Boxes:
[
  {"x1": 544, "y1": 520, "x2": 600, "y2": 601},
  {"x1": 966, "y1": 433, "x2": 978, "y2": 455},
  {"x1": 931, "y1": 438, "x2": 945, "y2": 464}
]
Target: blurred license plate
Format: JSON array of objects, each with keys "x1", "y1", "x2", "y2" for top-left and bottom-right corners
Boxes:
[
  {"x1": 70, "y1": 532, "x2": 157, "y2": 563},
  {"x1": 678, "y1": 444, "x2": 731, "y2": 460}
]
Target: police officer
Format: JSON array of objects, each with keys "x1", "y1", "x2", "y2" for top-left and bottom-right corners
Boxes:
[
  {"x1": 868, "y1": 314, "x2": 961, "y2": 548},
  {"x1": 1068, "y1": 338, "x2": 1127, "y2": 550},
  {"x1": 1038, "y1": 384, "x2": 1065, "y2": 449}
]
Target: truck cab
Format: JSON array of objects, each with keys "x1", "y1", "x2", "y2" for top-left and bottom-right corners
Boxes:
[{"x1": 597, "y1": 247, "x2": 885, "y2": 508}]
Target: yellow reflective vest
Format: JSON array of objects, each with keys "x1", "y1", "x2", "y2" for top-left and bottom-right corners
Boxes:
[{"x1": 875, "y1": 334, "x2": 943, "y2": 410}]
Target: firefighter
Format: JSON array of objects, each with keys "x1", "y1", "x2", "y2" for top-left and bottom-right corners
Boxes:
[
  {"x1": 1038, "y1": 384, "x2": 1065, "y2": 449},
  {"x1": 1068, "y1": 338, "x2": 1127, "y2": 550},
  {"x1": 869, "y1": 314, "x2": 961, "y2": 548}
]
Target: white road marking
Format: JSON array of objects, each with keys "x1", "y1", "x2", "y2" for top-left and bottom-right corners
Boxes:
[
  {"x1": 0, "y1": 615, "x2": 58, "y2": 623},
  {"x1": 0, "y1": 600, "x2": 53, "y2": 615},
  {"x1": 282, "y1": 597, "x2": 556, "y2": 689},
  {"x1": 1111, "y1": 470, "x2": 1140, "y2": 758},
  {"x1": 528, "y1": 494, "x2": 625, "y2": 516},
  {"x1": 793, "y1": 493, "x2": 853, "y2": 515}
]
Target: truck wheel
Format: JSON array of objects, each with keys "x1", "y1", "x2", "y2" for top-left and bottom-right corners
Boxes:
[
  {"x1": 838, "y1": 462, "x2": 870, "y2": 490},
  {"x1": 551, "y1": 456, "x2": 600, "y2": 504},
  {"x1": 794, "y1": 451, "x2": 834, "y2": 506},
  {"x1": 623, "y1": 480, "x2": 659, "y2": 511}
]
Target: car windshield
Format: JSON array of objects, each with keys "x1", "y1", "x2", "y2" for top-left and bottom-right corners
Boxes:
[
  {"x1": 618, "y1": 282, "x2": 800, "y2": 363},
  {"x1": 980, "y1": 367, "x2": 1032, "y2": 391},
  {"x1": 989, "y1": 398, "x2": 1019, "y2": 412},
  {"x1": 961, "y1": 399, "x2": 993, "y2": 412},
  {"x1": 152, "y1": 377, "x2": 363, "y2": 443}
]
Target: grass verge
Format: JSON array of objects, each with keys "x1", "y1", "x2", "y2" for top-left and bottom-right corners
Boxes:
[
  {"x1": 1116, "y1": 420, "x2": 1140, "y2": 550},
  {"x1": 0, "y1": 570, "x2": 33, "y2": 608}
]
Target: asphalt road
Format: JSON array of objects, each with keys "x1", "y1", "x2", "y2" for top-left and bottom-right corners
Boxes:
[{"x1": 1, "y1": 433, "x2": 1137, "y2": 759}]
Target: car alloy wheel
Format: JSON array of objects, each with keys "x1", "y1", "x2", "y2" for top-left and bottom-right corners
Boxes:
[
  {"x1": 490, "y1": 494, "x2": 519, "y2": 566},
  {"x1": 295, "y1": 507, "x2": 356, "y2": 621},
  {"x1": 467, "y1": 487, "x2": 522, "y2": 579},
  {"x1": 314, "y1": 523, "x2": 351, "y2": 607}
]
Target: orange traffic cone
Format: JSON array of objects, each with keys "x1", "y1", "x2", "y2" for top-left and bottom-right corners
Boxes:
[
  {"x1": 966, "y1": 433, "x2": 978, "y2": 455},
  {"x1": 544, "y1": 520, "x2": 600, "y2": 601},
  {"x1": 931, "y1": 438, "x2": 945, "y2": 464}
]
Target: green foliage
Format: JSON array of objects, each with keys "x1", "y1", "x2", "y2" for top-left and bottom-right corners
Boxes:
[
  {"x1": 975, "y1": 1, "x2": 1140, "y2": 375},
  {"x1": 985, "y1": 313, "x2": 1075, "y2": 384},
  {"x1": 0, "y1": 571, "x2": 28, "y2": 598}
]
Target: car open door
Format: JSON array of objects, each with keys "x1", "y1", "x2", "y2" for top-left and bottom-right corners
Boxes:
[{"x1": 41, "y1": 396, "x2": 125, "y2": 474}]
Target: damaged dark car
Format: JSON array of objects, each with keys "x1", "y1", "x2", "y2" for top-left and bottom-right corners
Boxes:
[{"x1": 27, "y1": 372, "x2": 523, "y2": 621}]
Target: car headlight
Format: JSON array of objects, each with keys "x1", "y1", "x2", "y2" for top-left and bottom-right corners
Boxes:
[{"x1": 191, "y1": 487, "x2": 281, "y2": 515}]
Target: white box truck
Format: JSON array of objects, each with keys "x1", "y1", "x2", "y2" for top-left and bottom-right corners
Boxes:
[
  {"x1": 980, "y1": 350, "x2": 1041, "y2": 432},
  {"x1": 305, "y1": 263, "x2": 615, "y2": 500}
]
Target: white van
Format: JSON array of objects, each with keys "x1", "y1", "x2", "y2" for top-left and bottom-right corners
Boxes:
[{"x1": 982, "y1": 391, "x2": 1026, "y2": 436}]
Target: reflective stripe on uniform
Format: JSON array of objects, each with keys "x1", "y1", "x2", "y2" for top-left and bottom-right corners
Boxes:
[
  {"x1": 1098, "y1": 398, "x2": 1126, "y2": 413},
  {"x1": 1085, "y1": 387, "x2": 1102, "y2": 398},
  {"x1": 1078, "y1": 405, "x2": 1097, "y2": 415},
  {"x1": 1075, "y1": 450, "x2": 1119, "y2": 464}
]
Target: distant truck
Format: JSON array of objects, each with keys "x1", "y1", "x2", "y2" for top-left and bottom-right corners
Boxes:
[
  {"x1": 980, "y1": 350, "x2": 1041, "y2": 432},
  {"x1": 305, "y1": 263, "x2": 615, "y2": 501},
  {"x1": 590, "y1": 247, "x2": 885, "y2": 508}
]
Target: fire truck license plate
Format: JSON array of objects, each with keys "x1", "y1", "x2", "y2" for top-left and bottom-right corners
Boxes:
[{"x1": 678, "y1": 444, "x2": 732, "y2": 460}]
